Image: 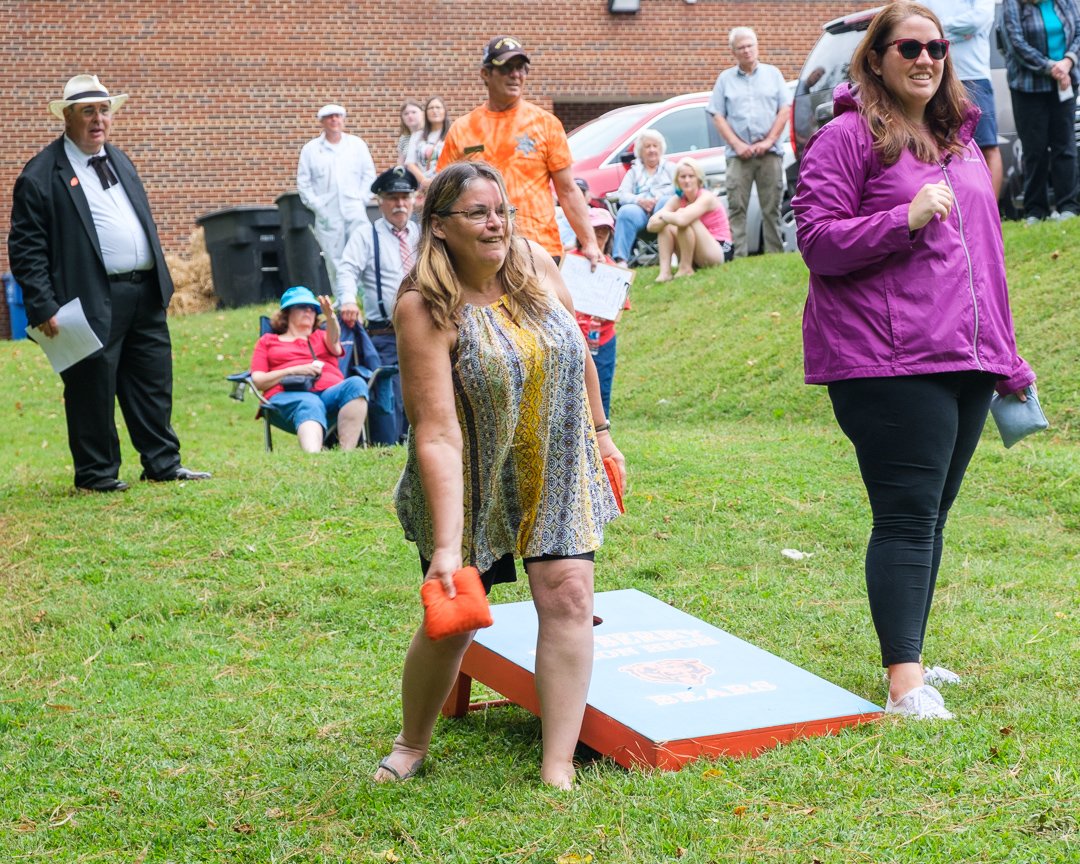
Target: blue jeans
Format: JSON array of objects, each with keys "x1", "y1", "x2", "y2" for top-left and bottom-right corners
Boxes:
[
  {"x1": 612, "y1": 196, "x2": 669, "y2": 262},
  {"x1": 593, "y1": 335, "x2": 617, "y2": 417},
  {"x1": 267, "y1": 377, "x2": 368, "y2": 434}
]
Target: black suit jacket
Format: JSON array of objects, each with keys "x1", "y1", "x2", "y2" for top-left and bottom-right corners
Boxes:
[{"x1": 8, "y1": 136, "x2": 174, "y2": 341}]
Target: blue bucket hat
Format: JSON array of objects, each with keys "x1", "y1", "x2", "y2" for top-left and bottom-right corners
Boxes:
[{"x1": 280, "y1": 286, "x2": 319, "y2": 311}]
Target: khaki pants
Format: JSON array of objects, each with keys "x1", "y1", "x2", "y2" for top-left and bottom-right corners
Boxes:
[{"x1": 725, "y1": 152, "x2": 785, "y2": 257}]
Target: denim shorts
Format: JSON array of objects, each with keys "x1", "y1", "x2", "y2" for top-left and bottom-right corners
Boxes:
[
  {"x1": 963, "y1": 79, "x2": 998, "y2": 148},
  {"x1": 267, "y1": 376, "x2": 368, "y2": 433}
]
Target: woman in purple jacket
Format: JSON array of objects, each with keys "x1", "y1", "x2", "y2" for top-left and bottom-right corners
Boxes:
[{"x1": 793, "y1": 2, "x2": 1034, "y2": 720}]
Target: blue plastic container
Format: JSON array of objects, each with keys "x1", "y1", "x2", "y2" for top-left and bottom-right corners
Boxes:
[{"x1": 3, "y1": 273, "x2": 29, "y2": 340}]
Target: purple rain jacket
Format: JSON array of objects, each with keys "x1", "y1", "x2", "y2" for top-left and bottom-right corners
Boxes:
[{"x1": 792, "y1": 83, "x2": 1033, "y2": 395}]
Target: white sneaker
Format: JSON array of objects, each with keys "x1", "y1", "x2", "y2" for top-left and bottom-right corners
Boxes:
[
  {"x1": 885, "y1": 684, "x2": 955, "y2": 720},
  {"x1": 923, "y1": 665, "x2": 962, "y2": 686}
]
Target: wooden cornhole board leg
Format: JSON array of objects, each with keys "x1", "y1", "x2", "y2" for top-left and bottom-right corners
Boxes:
[{"x1": 440, "y1": 589, "x2": 882, "y2": 770}]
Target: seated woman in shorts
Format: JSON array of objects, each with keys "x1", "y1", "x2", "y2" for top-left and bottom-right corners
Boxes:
[
  {"x1": 646, "y1": 157, "x2": 732, "y2": 282},
  {"x1": 250, "y1": 286, "x2": 368, "y2": 452}
]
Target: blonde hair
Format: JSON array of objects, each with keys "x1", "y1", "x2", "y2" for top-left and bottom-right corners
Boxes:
[
  {"x1": 851, "y1": 2, "x2": 970, "y2": 165},
  {"x1": 673, "y1": 157, "x2": 707, "y2": 193},
  {"x1": 406, "y1": 161, "x2": 549, "y2": 331}
]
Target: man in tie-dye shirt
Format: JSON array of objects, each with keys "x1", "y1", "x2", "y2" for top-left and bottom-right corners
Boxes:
[{"x1": 437, "y1": 35, "x2": 600, "y2": 266}]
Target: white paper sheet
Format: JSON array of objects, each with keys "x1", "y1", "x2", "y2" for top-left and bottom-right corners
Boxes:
[
  {"x1": 559, "y1": 255, "x2": 635, "y2": 321},
  {"x1": 25, "y1": 297, "x2": 104, "y2": 373}
]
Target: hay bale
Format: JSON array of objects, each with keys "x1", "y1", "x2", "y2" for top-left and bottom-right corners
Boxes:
[{"x1": 166, "y1": 228, "x2": 217, "y2": 316}]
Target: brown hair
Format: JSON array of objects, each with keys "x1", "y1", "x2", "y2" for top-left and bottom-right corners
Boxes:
[
  {"x1": 851, "y1": 2, "x2": 970, "y2": 165},
  {"x1": 422, "y1": 96, "x2": 452, "y2": 142},
  {"x1": 405, "y1": 160, "x2": 548, "y2": 331},
  {"x1": 398, "y1": 99, "x2": 423, "y2": 136},
  {"x1": 268, "y1": 307, "x2": 321, "y2": 335}
]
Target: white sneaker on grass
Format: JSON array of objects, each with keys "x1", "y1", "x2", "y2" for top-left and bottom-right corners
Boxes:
[
  {"x1": 885, "y1": 684, "x2": 955, "y2": 720},
  {"x1": 882, "y1": 665, "x2": 962, "y2": 686},
  {"x1": 923, "y1": 665, "x2": 962, "y2": 686}
]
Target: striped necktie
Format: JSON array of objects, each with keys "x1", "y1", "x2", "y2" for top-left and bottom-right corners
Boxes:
[{"x1": 393, "y1": 226, "x2": 413, "y2": 272}]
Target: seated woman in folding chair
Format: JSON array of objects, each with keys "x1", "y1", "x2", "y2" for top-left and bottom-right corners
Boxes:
[
  {"x1": 611, "y1": 129, "x2": 676, "y2": 265},
  {"x1": 646, "y1": 157, "x2": 732, "y2": 283},
  {"x1": 249, "y1": 286, "x2": 368, "y2": 452}
]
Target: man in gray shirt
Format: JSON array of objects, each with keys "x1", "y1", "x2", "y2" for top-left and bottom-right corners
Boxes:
[{"x1": 708, "y1": 27, "x2": 792, "y2": 257}]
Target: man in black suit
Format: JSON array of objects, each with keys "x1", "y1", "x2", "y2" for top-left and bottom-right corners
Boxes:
[{"x1": 8, "y1": 74, "x2": 210, "y2": 492}]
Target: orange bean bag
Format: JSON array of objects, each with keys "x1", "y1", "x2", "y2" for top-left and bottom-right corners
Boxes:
[
  {"x1": 604, "y1": 455, "x2": 625, "y2": 514},
  {"x1": 420, "y1": 566, "x2": 494, "y2": 641}
]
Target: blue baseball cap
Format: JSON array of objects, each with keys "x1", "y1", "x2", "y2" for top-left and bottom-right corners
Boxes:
[{"x1": 279, "y1": 286, "x2": 319, "y2": 311}]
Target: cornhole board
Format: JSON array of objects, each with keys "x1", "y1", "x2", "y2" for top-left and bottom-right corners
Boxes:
[{"x1": 442, "y1": 588, "x2": 882, "y2": 770}]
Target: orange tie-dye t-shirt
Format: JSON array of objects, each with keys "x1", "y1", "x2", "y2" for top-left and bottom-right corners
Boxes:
[{"x1": 436, "y1": 100, "x2": 572, "y2": 258}]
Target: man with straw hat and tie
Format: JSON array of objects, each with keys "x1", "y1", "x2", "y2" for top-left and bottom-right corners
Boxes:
[{"x1": 8, "y1": 74, "x2": 210, "y2": 492}]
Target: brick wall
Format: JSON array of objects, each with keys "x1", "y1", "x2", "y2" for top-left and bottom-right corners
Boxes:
[{"x1": 0, "y1": 0, "x2": 859, "y2": 328}]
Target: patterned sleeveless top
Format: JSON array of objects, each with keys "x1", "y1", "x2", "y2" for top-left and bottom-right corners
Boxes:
[{"x1": 394, "y1": 292, "x2": 620, "y2": 573}]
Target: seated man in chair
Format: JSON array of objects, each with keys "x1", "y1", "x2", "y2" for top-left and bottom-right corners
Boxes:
[
  {"x1": 249, "y1": 287, "x2": 368, "y2": 452},
  {"x1": 336, "y1": 166, "x2": 419, "y2": 443}
]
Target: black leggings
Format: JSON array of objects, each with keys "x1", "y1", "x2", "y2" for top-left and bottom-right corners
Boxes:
[{"x1": 828, "y1": 372, "x2": 995, "y2": 666}]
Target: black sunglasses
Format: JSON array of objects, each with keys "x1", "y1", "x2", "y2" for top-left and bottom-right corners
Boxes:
[{"x1": 882, "y1": 38, "x2": 950, "y2": 60}]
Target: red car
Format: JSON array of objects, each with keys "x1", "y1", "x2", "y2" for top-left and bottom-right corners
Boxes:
[
  {"x1": 567, "y1": 90, "x2": 797, "y2": 254},
  {"x1": 566, "y1": 92, "x2": 727, "y2": 203}
]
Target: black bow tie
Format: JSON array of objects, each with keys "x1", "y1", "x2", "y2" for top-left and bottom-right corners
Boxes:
[{"x1": 87, "y1": 155, "x2": 119, "y2": 190}]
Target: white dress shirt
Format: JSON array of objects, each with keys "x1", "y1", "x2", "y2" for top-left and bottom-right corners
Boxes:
[
  {"x1": 64, "y1": 136, "x2": 153, "y2": 274},
  {"x1": 336, "y1": 217, "x2": 419, "y2": 322},
  {"x1": 296, "y1": 132, "x2": 376, "y2": 225}
]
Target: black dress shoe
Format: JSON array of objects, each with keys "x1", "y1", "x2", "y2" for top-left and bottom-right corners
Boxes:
[
  {"x1": 140, "y1": 466, "x2": 212, "y2": 482},
  {"x1": 76, "y1": 478, "x2": 129, "y2": 493}
]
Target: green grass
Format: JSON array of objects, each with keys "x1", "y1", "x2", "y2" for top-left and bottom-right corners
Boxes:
[{"x1": 1, "y1": 219, "x2": 1077, "y2": 863}]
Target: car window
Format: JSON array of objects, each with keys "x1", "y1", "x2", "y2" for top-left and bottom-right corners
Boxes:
[
  {"x1": 796, "y1": 29, "x2": 867, "y2": 96},
  {"x1": 567, "y1": 104, "x2": 655, "y2": 161},
  {"x1": 649, "y1": 106, "x2": 711, "y2": 155}
]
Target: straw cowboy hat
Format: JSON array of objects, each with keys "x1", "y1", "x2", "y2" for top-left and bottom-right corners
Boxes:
[{"x1": 49, "y1": 74, "x2": 128, "y2": 120}]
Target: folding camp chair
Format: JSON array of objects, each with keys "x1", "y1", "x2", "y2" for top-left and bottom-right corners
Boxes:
[
  {"x1": 603, "y1": 193, "x2": 659, "y2": 268},
  {"x1": 226, "y1": 315, "x2": 399, "y2": 451}
]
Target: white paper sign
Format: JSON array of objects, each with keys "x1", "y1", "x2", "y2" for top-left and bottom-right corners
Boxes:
[
  {"x1": 25, "y1": 297, "x2": 104, "y2": 373},
  {"x1": 560, "y1": 255, "x2": 635, "y2": 321}
]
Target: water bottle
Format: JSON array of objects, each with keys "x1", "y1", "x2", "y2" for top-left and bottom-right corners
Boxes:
[{"x1": 587, "y1": 320, "x2": 601, "y2": 356}]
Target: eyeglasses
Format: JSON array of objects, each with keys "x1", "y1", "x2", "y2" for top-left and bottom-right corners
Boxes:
[
  {"x1": 442, "y1": 206, "x2": 517, "y2": 224},
  {"x1": 491, "y1": 62, "x2": 529, "y2": 76},
  {"x1": 882, "y1": 38, "x2": 949, "y2": 60},
  {"x1": 76, "y1": 104, "x2": 111, "y2": 118}
]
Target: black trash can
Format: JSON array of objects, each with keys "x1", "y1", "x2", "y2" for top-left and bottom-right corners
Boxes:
[
  {"x1": 196, "y1": 206, "x2": 285, "y2": 308},
  {"x1": 275, "y1": 191, "x2": 331, "y2": 295}
]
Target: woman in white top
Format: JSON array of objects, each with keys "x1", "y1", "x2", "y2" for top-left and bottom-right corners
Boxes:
[
  {"x1": 405, "y1": 96, "x2": 453, "y2": 194},
  {"x1": 395, "y1": 100, "x2": 424, "y2": 166},
  {"x1": 612, "y1": 129, "x2": 677, "y2": 263}
]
